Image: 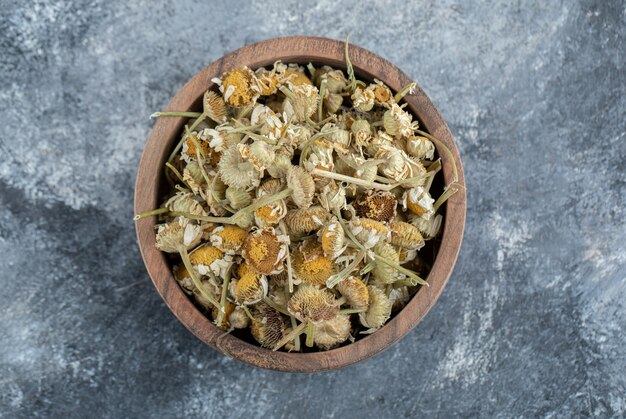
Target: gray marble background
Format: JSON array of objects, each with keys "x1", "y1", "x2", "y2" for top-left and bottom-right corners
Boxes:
[{"x1": 1, "y1": 0, "x2": 624, "y2": 417}]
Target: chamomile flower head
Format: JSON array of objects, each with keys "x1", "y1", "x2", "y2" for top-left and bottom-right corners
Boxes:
[
  {"x1": 375, "y1": 143, "x2": 426, "y2": 182},
  {"x1": 351, "y1": 86, "x2": 375, "y2": 112},
  {"x1": 352, "y1": 190, "x2": 397, "y2": 223},
  {"x1": 359, "y1": 286, "x2": 392, "y2": 330},
  {"x1": 323, "y1": 92, "x2": 344, "y2": 115},
  {"x1": 371, "y1": 242, "x2": 400, "y2": 285},
  {"x1": 254, "y1": 67, "x2": 279, "y2": 96},
  {"x1": 318, "y1": 219, "x2": 345, "y2": 260},
  {"x1": 406, "y1": 136, "x2": 435, "y2": 160},
  {"x1": 337, "y1": 276, "x2": 369, "y2": 309},
  {"x1": 317, "y1": 181, "x2": 347, "y2": 213},
  {"x1": 163, "y1": 192, "x2": 207, "y2": 217},
  {"x1": 228, "y1": 307, "x2": 251, "y2": 329},
  {"x1": 371, "y1": 79, "x2": 394, "y2": 107},
  {"x1": 155, "y1": 217, "x2": 203, "y2": 253},
  {"x1": 229, "y1": 267, "x2": 268, "y2": 305},
  {"x1": 189, "y1": 244, "x2": 232, "y2": 278},
  {"x1": 250, "y1": 303, "x2": 286, "y2": 348},
  {"x1": 181, "y1": 130, "x2": 221, "y2": 166},
  {"x1": 318, "y1": 67, "x2": 348, "y2": 93},
  {"x1": 286, "y1": 166, "x2": 315, "y2": 209},
  {"x1": 383, "y1": 104, "x2": 417, "y2": 139},
  {"x1": 215, "y1": 66, "x2": 260, "y2": 107},
  {"x1": 183, "y1": 161, "x2": 208, "y2": 195},
  {"x1": 250, "y1": 104, "x2": 284, "y2": 141},
  {"x1": 313, "y1": 314, "x2": 351, "y2": 350},
  {"x1": 348, "y1": 218, "x2": 390, "y2": 248},
  {"x1": 397, "y1": 247, "x2": 418, "y2": 264},
  {"x1": 351, "y1": 119, "x2": 372, "y2": 147},
  {"x1": 218, "y1": 145, "x2": 261, "y2": 189},
  {"x1": 212, "y1": 299, "x2": 234, "y2": 330},
  {"x1": 284, "y1": 206, "x2": 331, "y2": 234},
  {"x1": 225, "y1": 187, "x2": 252, "y2": 210},
  {"x1": 280, "y1": 67, "x2": 312, "y2": 86},
  {"x1": 402, "y1": 186, "x2": 435, "y2": 219},
  {"x1": 287, "y1": 284, "x2": 339, "y2": 323},
  {"x1": 202, "y1": 90, "x2": 228, "y2": 123},
  {"x1": 389, "y1": 221, "x2": 425, "y2": 250},
  {"x1": 209, "y1": 225, "x2": 248, "y2": 254},
  {"x1": 408, "y1": 213, "x2": 442, "y2": 239},
  {"x1": 238, "y1": 140, "x2": 275, "y2": 172},
  {"x1": 242, "y1": 227, "x2": 288, "y2": 275},
  {"x1": 292, "y1": 245, "x2": 335, "y2": 286},
  {"x1": 283, "y1": 83, "x2": 319, "y2": 123}
]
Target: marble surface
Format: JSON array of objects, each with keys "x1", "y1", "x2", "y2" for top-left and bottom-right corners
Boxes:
[{"x1": 0, "y1": 0, "x2": 624, "y2": 417}]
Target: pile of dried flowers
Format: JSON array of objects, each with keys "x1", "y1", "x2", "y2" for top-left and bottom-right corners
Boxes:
[{"x1": 136, "y1": 39, "x2": 458, "y2": 351}]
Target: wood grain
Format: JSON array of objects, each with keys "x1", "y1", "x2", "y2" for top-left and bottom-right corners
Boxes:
[{"x1": 134, "y1": 36, "x2": 466, "y2": 372}]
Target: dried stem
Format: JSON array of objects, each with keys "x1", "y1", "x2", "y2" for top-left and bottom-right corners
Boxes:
[
  {"x1": 393, "y1": 82, "x2": 416, "y2": 103},
  {"x1": 133, "y1": 207, "x2": 168, "y2": 221},
  {"x1": 339, "y1": 307, "x2": 366, "y2": 315},
  {"x1": 310, "y1": 168, "x2": 394, "y2": 191},
  {"x1": 216, "y1": 269, "x2": 231, "y2": 326},
  {"x1": 273, "y1": 321, "x2": 307, "y2": 351},
  {"x1": 305, "y1": 322, "x2": 315, "y2": 347},
  {"x1": 151, "y1": 111, "x2": 203, "y2": 118},
  {"x1": 178, "y1": 245, "x2": 220, "y2": 308}
]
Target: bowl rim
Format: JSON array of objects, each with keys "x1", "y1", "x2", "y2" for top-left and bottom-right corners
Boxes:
[{"x1": 134, "y1": 36, "x2": 466, "y2": 372}]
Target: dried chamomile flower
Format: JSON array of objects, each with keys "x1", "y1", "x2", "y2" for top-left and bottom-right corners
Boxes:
[
  {"x1": 402, "y1": 186, "x2": 435, "y2": 219},
  {"x1": 218, "y1": 145, "x2": 261, "y2": 189},
  {"x1": 371, "y1": 80, "x2": 394, "y2": 107},
  {"x1": 280, "y1": 66, "x2": 312, "y2": 86},
  {"x1": 303, "y1": 139, "x2": 335, "y2": 173},
  {"x1": 163, "y1": 192, "x2": 207, "y2": 217},
  {"x1": 317, "y1": 181, "x2": 346, "y2": 213},
  {"x1": 284, "y1": 206, "x2": 331, "y2": 234},
  {"x1": 397, "y1": 247, "x2": 418, "y2": 264},
  {"x1": 242, "y1": 227, "x2": 288, "y2": 275},
  {"x1": 318, "y1": 219, "x2": 345, "y2": 260},
  {"x1": 250, "y1": 303, "x2": 286, "y2": 348},
  {"x1": 351, "y1": 119, "x2": 372, "y2": 147},
  {"x1": 155, "y1": 217, "x2": 203, "y2": 253},
  {"x1": 212, "y1": 299, "x2": 234, "y2": 330},
  {"x1": 266, "y1": 151, "x2": 293, "y2": 179},
  {"x1": 359, "y1": 286, "x2": 392, "y2": 331},
  {"x1": 389, "y1": 221, "x2": 425, "y2": 251},
  {"x1": 292, "y1": 245, "x2": 335, "y2": 286},
  {"x1": 202, "y1": 175, "x2": 228, "y2": 217},
  {"x1": 406, "y1": 135, "x2": 435, "y2": 160},
  {"x1": 318, "y1": 67, "x2": 348, "y2": 93},
  {"x1": 174, "y1": 264, "x2": 193, "y2": 294},
  {"x1": 287, "y1": 284, "x2": 339, "y2": 323},
  {"x1": 225, "y1": 186, "x2": 252, "y2": 210},
  {"x1": 336, "y1": 276, "x2": 369, "y2": 309},
  {"x1": 388, "y1": 286, "x2": 411, "y2": 312},
  {"x1": 313, "y1": 314, "x2": 351, "y2": 350},
  {"x1": 352, "y1": 191, "x2": 397, "y2": 223},
  {"x1": 254, "y1": 67, "x2": 279, "y2": 96},
  {"x1": 189, "y1": 244, "x2": 232, "y2": 278},
  {"x1": 348, "y1": 218, "x2": 390, "y2": 248},
  {"x1": 408, "y1": 213, "x2": 442, "y2": 240},
  {"x1": 286, "y1": 166, "x2": 315, "y2": 208},
  {"x1": 269, "y1": 270, "x2": 288, "y2": 287},
  {"x1": 383, "y1": 104, "x2": 417, "y2": 139},
  {"x1": 283, "y1": 84, "x2": 319, "y2": 123},
  {"x1": 250, "y1": 104, "x2": 284, "y2": 141},
  {"x1": 351, "y1": 86, "x2": 375, "y2": 112},
  {"x1": 238, "y1": 140, "x2": 275, "y2": 172},
  {"x1": 183, "y1": 161, "x2": 208, "y2": 195},
  {"x1": 209, "y1": 225, "x2": 248, "y2": 254},
  {"x1": 203, "y1": 90, "x2": 228, "y2": 123},
  {"x1": 215, "y1": 66, "x2": 260, "y2": 107},
  {"x1": 375, "y1": 143, "x2": 426, "y2": 182},
  {"x1": 228, "y1": 307, "x2": 251, "y2": 329},
  {"x1": 254, "y1": 200, "x2": 287, "y2": 227},
  {"x1": 323, "y1": 92, "x2": 343, "y2": 115},
  {"x1": 229, "y1": 267, "x2": 268, "y2": 305},
  {"x1": 370, "y1": 242, "x2": 400, "y2": 285},
  {"x1": 181, "y1": 130, "x2": 221, "y2": 166}
]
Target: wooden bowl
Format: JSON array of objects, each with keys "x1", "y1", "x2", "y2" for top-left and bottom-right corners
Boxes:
[{"x1": 134, "y1": 36, "x2": 466, "y2": 372}]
